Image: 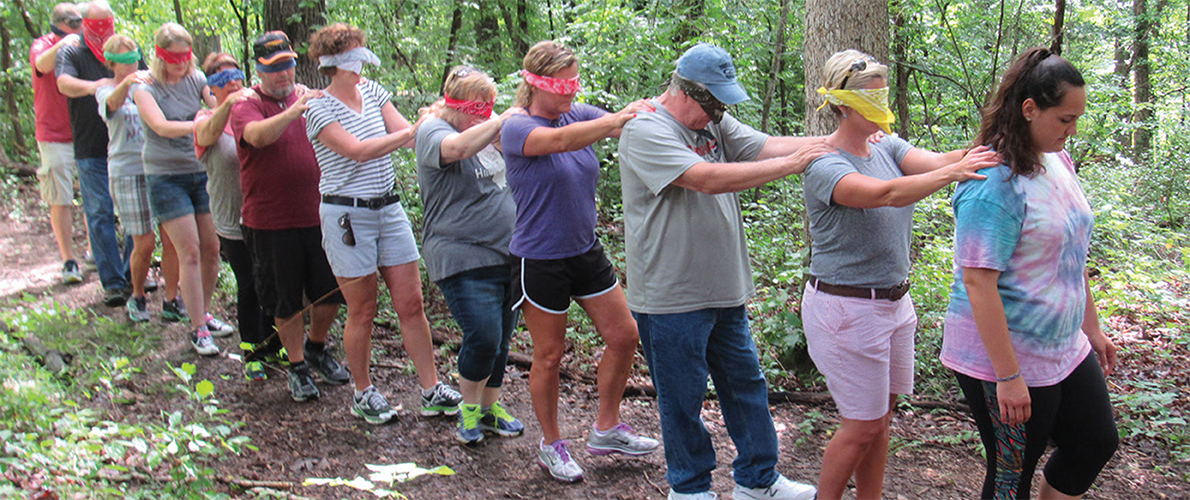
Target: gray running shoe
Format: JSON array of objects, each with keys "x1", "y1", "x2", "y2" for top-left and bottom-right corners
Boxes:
[
  {"x1": 538, "y1": 439, "x2": 583, "y2": 482},
  {"x1": 204, "y1": 313, "x2": 235, "y2": 337},
  {"x1": 304, "y1": 344, "x2": 351, "y2": 385},
  {"x1": 61, "y1": 260, "x2": 83, "y2": 284},
  {"x1": 190, "y1": 327, "x2": 219, "y2": 356},
  {"x1": 586, "y1": 423, "x2": 660, "y2": 456},
  {"x1": 127, "y1": 296, "x2": 151, "y2": 322},
  {"x1": 352, "y1": 386, "x2": 397, "y2": 424},
  {"x1": 479, "y1": 401, "x2": 524, "y2": 437},
  {"x1": 456, "y1": 404, "x2": 484, "y2": 445},
  {"x1": 420, "y1": 382, "x2": 462, "y2": 416},
  {"x1": 732, "y1": 474, "x2": 817, "y2": 500},
  {"x1": 287, "y1": 364, "x2": 320, "y2": 402}
]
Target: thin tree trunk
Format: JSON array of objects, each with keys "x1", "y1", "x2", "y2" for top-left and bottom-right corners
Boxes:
[
  {"x1": 760, "y1": 0, "x2": 790, "y2": 134},
  {"x1": 1131, "y1": 0, "x2": 1166, "y2": 162},
  {"x1": 1051, "y1": 0, "x2": 1066, "y2": 54},
  {"x1": 477, "y1": 0, "x2": 502, "y2": 71},
  {"x1": 173, "y1": 0, "x2": 185, "y2": 25},
  {"x1": 517, "y1": 0, "x2": 530, "y2": 55},
  {"x1": 440, "y1": 0, "x2": 465, "y2": 90},
  {"x1": 10, "y1": 0, "x2": 39, "y2": 38},
  {"x1": 891, "y1": 0, "x2": 911, "y2": 138},
  {"x1": 229, "y1": 0, "x2": 252, "y2": 82},
  {"x1": 0, "y1": 18, "x2": 29, "y2": 160}
]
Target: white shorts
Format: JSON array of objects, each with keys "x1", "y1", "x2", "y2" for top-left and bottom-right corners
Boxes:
[
  {"x1": 803, "y1": 283, "x2": 917, "y2": 421},
  {"x1": 36, "y1": 141, "x2": 77, "y2": 206},
  {"x1": 319, "y1": 202, "x2": 420, "y2": 278}
]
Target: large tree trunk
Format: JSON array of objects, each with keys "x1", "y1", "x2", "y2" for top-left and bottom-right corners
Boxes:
[
  {"x1": 0, "y1": 17, "x2": 29, "y2": 161},
  {"x1": 263, "y1": 0, "x2": 328, "y2": 88},
  {"x1": 759, "y1": 0, "x2": 790, "y2": 134},
  {"x1": 803, "y1": 0, "x2": 890, "y2": 136}
]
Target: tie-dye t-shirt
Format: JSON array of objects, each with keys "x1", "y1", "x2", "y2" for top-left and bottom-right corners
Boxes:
[{"x1": 941, "y1": 151, "x2": 1093, "y2": 386}]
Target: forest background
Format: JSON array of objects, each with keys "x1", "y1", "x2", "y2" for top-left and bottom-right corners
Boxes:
[{"x1": 0, "y1": 0, "x2": 1188, "y2": 498}]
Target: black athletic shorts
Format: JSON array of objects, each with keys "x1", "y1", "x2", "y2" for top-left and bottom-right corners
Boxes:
[
  {"x1": 511, "y1": 240, "x2": 618, "y2": 314},
  {"x1": 243, "y1": 225, "x2": 346, "y2": 319}
]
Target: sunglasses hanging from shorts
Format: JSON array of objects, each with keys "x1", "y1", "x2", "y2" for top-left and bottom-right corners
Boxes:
[{"x1": 338, "y1": 213, "x2": 356, "y2": 246}]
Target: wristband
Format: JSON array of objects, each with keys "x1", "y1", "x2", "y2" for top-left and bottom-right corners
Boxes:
[{"x1": 996, "y1": 371, "x2": 1022, "y2": 383}]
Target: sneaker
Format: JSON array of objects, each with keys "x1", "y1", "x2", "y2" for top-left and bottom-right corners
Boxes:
[
  {"x1": 480, "y1": 401, "x2": 525, "y2": 437},
  {"x1": 287, "y1": 364, "x2": 320, "y2": 402},
  {"x1": 162, "y1": 298, "x2": 188, "y2": 323},
  {"x1": 732, "y1": 475, "x2": 817, "y2": 500},
  {"x1": 61, "y1": 260, "x2": 83, "y2": 284},
  {"x1": 456, "y1": 404, "x2": 484, "y2": 445},
  {"x1": 244, "y1": 360, "x2": 267, "y2": 381},
  {"x1": 421, "y1": 382, "x2": 463, "y2": 416},
  {"x1": 669, "y1": 491, "x2": 718, "y2": 500},
  {"x1": 126, "y1": 296, "x2": 151, "y2": 322},
  {"x1": 352, "y1": 386, "x2": 397, "y2": 424},
  {"x1": 538, "y1": 439, "x2": 583, "y2": 483},
  {"x1": 103, "y1": 287, "x2": 129, "y2": 307},
  {"x1": 204, "y1": 313, "x2": 235, "y2": 337},
  {"x1": 190, "y1": 326, "x2": 220, "y2": 356},
  {"x1": 304, "y1": 344, "x2": 351, "y2": 385},
  {"x1": 587, "y1": 423, "x2": 660, "y2": 456},
  {"x1": 144, "y1": 272, "x2": 159, "y2": 292},
  {"x1": 82, "y1": 252, "x2": 97, "y2": 271}
]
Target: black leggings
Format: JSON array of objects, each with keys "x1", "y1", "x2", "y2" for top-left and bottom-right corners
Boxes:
[
  {"x1": 219, "y1": 236, "x2": 278, "y2": 359},
  {"x1": 954, "y1": 353, "x2": 1118, "y2": 500}
]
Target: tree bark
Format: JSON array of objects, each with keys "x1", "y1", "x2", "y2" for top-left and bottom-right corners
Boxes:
[
  {"x1": 229, "y1": 0, "x2": 253, "y2": 82},
  {"x1": 173, "y1": 0, "x2": 185, "y2": 25},
  {"x1": 1131, "y1": 0, "x2": 1167, "y2": 162},
  {"x1": 262, "y1": 0, "x2": 328, "y2": 88},
  {"x1": 477, "y1": 0, "x2": 502, "y2": 71},
  {"x1": 760, "y1": 0, "x2": 790, "y2": 134},
  {"x1": 1050, "y1": 0, "x2": 1066, "y2": 54},
  {"x1": 440, "y1": 0, "x2": 465, "y2": 90},
  {"x1": 891, "y1": 0, "x2": 911, "y2": 138},
  {"x1": 1, "y1": 17, "x2": 29, "y2": 160},
  {"x1": 10, "y1": 0, "x2": 39, "y2": 38},
  {"x1": 803, "y1": 0, "x2": 890, "y2": 136}
]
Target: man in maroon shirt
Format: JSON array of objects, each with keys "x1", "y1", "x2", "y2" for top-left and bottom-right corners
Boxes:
[
  {"x1": 31, "y1": 3, "x2": 83, "y2": 284},
  {"x1": 229, "y1": 32, "x2": 349, "y2": 403}
]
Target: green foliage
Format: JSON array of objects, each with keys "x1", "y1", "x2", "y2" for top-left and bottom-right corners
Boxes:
[
  {"x1": 1112, "y1": 379, "x2": 1190, "y2": 462},
  {"x1": 0, "y1": 303, "x2": 251, "y2": 498}
]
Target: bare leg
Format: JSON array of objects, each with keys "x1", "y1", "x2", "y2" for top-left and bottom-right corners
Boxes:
[
  {"x1": 459, "y1": 378, "x2": 489, "y2": 407},
  {"x1": 1039, "y1": 479, "x2": 1083, "y2": 500},
  {"x1": 524, "y1": 303, "x2": 568, "y2": 444},
  {"x1": 816, "y1": 405, "x2": 894, "y2": 500},
  {"x1": 576, "y1": 284, "x2": 638, "y2": 432},
  {"x1": 160, "y1": 215, "x2": 205, "y2": 331},
  {"x1": 160, "y1": 226, "x2": 180, "y2": 301},
  {"x1": 481, "y1": 386, "x2": 502, "y2": 408},
  {"x1": 308, "y1": 302, "x2": 340, "y2": 344},
  {"x1": 49, "y1": 205, "x2": 75, "y2": 261},
  {"x1": 338, "y1": 273, "x2": 379, "y2": 391},
  {"x1": 379, "y1": 262, "x2": 438, "y2": 390},
  {"x1": 128, "y1": 232, "x2": 156, "y2": 297},
  {"x1": 275, "y1": 312, "x2": 307, "y2": 364},
  {"x1": 194, "y1": 213, "x2": 220, "y2": 313}
]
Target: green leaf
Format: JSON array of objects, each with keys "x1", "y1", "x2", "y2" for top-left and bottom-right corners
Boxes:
[{"x1": 195, "y1": 380, "x2": 215, "y2": 398}]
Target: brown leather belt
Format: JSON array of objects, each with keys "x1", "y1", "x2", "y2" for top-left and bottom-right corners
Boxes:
[{"x1": 808, "y1": 275, "x2": 910, "y2": 301}]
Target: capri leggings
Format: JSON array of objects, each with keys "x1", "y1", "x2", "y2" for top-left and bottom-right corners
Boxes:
[{"x1": 954, "y1": 353, "x2": 1118, "y2": 500}]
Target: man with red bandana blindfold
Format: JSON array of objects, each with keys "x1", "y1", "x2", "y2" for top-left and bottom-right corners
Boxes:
[{"x1": 56, "y1": 0, "x2": 144, "y2": 308}]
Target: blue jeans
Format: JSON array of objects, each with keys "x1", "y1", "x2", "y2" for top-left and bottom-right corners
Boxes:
[
  {"x1": 77, "y1": 157, "x2": 130, "y2": 291},
  {"x1": 438, "y1": 265, "x2": 517, "y2": 387},
  {"x1": 636, "y1": 305, "x2": 779, "y2": 494}
]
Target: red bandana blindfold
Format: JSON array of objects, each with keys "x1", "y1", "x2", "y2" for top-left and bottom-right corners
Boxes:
[
  {"x1": 521, "y1": 70, "x2": 581, "y2": 95},
  {"x1": 82, "y1": 17, "x2": 115, "y2": 63},
  {"x1": 155, "y1": 46, "x2": 193, "y2": 65},
  {"x1": 444, "y1": 95, "x2": 495, "y2": 119}
]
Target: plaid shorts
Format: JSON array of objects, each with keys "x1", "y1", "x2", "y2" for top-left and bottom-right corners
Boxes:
[{"x1": 109, "y1": 174, "x2": 153, "y2": 235}]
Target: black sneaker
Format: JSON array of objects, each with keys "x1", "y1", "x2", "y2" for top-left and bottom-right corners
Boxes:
[
  {"x1": 304, "y1": 344, "x2": 351, "y2": 385},
  {"x1": 103, "y1": 287, "x2": 129, "y2": 307},
  {"x1": 61, "y1": 260, "x2": 83, "y2": 284},
  {"x1": 162, "y1": 298, "x2": 188, "y2": 322},
  {"x1": 287, "y1": 364, "x2": 320, "y2": 402}
]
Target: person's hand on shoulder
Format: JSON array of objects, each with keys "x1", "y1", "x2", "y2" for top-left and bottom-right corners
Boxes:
[
  {"x1": 947, "y1": 145, "x2": 999, "y2": 182},
  {"x1": 611, "y1": 99, "x2": 655, "y2": 128},
  {"x1": 785, "y1": 138, "x2": 835, "y2": 175}
]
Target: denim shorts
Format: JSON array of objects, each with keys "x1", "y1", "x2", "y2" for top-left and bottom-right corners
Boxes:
[
  {"x1": 319, "y1": 202, "x2": 420, "y2": 278},
  {"x1": 146, "y1": 172, "x2": 211, "y2": 223}
]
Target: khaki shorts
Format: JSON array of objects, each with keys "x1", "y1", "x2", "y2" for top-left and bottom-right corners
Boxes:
[{"x1": 36, "y1": 141, "x2": 77, "y2": 206}]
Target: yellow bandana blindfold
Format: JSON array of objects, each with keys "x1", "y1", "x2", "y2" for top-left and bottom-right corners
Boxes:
[{"x1": 816, "y1": 87, "x2": 895, "y2": 134}]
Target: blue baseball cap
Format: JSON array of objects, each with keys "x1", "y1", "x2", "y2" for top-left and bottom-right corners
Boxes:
[{"x1": 676, "y1": 43, "x2": 749, "y2": 105}]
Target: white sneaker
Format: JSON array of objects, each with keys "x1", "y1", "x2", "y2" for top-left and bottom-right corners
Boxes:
[
  {"x1": 538, "y1": 439, "x2": 583, "y2": 482},
  {"x1": 733, "y1": 475, "x2": 816, "y2": 500},
  {"x1": 669, "y1": 490, "x2": 717, "y2": 499},
  {"x1": 205, "y1": 313, "x2": 236, "y2": 337},
  {"x1": 190, "y1": 327, "x2": 220, "y2": 356}
]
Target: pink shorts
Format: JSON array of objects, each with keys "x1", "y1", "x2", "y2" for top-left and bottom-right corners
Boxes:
[{"x1": 802, "y1": 283, "x2": 917, "y2": 421}]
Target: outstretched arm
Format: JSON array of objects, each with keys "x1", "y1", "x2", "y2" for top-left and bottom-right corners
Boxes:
[{"x1": 830, "y1": 146, "x2": 997, "y2": 209}]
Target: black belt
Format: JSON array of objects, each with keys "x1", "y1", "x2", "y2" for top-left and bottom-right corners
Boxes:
[
  {"x1": 322, "y1": 192, "x2": 400, "y2": 209},
  {"x1": 808, "y1": 275, "x2": 910, "y2": 301}
]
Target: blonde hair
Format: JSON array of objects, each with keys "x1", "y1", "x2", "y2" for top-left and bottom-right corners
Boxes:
[
  {"x1": 440, "y1": 66, "x2": 497, "y2": 128},
  {"x1": 514, "y1": 40, "x2": 577, "y2": 108},
  {"x1": 150, "y1": 22, "x2": 195, "y2": 81},
  {"x1": 820, "y1": 50, "x2": 889, "y2": 116},
  {"x1": 101, "y1": 34, "x2": 137, "y2": 70}
]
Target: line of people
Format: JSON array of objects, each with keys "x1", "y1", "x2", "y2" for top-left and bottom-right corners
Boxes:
[{"x1": 30, "y1": 3, "x2": 1119, "y2": 498}]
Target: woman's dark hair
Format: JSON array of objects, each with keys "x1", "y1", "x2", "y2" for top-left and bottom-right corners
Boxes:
[{"x1": 977, "y1": 47, "x2": 1085, "y2": 177}]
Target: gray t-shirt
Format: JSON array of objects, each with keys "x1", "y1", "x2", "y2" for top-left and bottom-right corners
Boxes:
[
  {"x1": 619, "y1": 101, "x2": 769, "y2": 314},
  {"x1": 95, "y1": 84, "x2": 145, "y2": 177},
  {"x1": 196, "y1": 109, "x2": 243, "y2": 240},
  {"x1": 135, "y1": 70, "x2": 206, "y2": 175},
  {"x1": 802, "y1": 136, "x2": 915, "y2": 288},
  {"x1": 415, "y1": 117, "x2": 516, "y2": 282}
]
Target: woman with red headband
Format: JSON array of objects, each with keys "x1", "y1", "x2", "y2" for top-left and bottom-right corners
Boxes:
[
  {"x1": 415, "y1": 66, "x2": 523, "y2": 445},
  {"x1": 500, "y1": 40, "x2": 658, "y2": 483},
  {"x1": 133, "y1": 22, "x2": 232, "y2": 356},
  {"x1": 304, "y1": 23, "x2": 460, "y2": 425}
]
